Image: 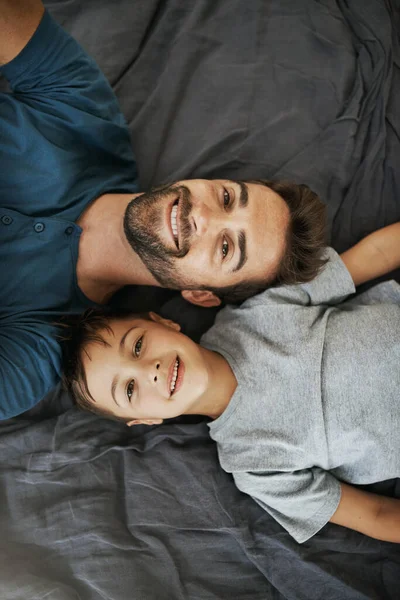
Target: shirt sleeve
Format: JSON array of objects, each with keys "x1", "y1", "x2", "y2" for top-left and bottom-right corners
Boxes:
[
  {"x1": 299, "y1": 248, "x2": 356, "y2": 305},
  {"x1": 0, "y1": 323, "x2": 61, "y2": 419},
  {"x1": 233, "y1": 468, "x2": 342, "y2": 543},
  {"x1": 0, "y1": 10, "x2": 123, "y2": 123},
  {"x1": 240, "y1": 247, "x2": 356, "y2": 309}
]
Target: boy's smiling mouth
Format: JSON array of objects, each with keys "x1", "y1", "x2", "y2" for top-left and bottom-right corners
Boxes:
[{"x1": 168, "y1": 356, "x2": 184, "y2": 396}]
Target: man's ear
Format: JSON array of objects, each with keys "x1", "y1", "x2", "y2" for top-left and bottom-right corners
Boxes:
[
  {"x1": 148, "y1": 312, "x2": 180, "y2": 331},
  {"x1": 181, "y1": 290, "x2": 221, "y2": 308},
  {"x1": 127, "y1": 418, "x2": 164, "y2": 427}
]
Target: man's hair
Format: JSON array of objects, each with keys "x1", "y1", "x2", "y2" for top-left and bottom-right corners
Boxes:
[
  {"x1": 60, "y1": 308, "x2": 143, "y2": 422},
  {"x1": 203, "y1": 179, "x2": 327, "y2": 304}
]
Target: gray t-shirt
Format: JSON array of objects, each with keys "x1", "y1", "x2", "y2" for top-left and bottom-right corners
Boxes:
[{"x1": 202, "y1": 249, "x2": 400, "y2": 543}]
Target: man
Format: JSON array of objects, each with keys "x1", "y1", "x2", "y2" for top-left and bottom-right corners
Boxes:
[{"x1": 0, "y1": 0, "x2": 325, "y2": 418}]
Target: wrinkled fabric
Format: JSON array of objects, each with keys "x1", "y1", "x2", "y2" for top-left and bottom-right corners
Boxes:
[
  {"x1": 1, "y1": 0, "x2": 399, "y2": 598},
  {"x1": 41, "y1": 0, "x2": 400, "y2": 254},
  {"x1": 0, "y1": 404, "x2": 399, "y2": 600}
]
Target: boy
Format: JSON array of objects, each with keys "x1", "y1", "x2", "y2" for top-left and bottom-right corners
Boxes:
[{"x1": 62, "y1": 222, "x2": 400, "y2": 544}]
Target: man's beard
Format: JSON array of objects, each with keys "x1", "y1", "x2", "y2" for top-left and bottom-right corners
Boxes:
[{"x1": 123, "y1": 184, "x2": 192, "y2": 289}]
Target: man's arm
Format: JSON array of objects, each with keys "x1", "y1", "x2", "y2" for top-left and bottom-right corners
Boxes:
[
  {"x1": 0, "y1": 323, "x2": 61, "y2": 420},
  {"x1": 0, "y1": 0, "x2": 44, "y2": 65},
  {"x1": 340, "y1": 222, "x2": 400, "y2": 287},
  {"x1": 330, "y1": 482, "x2": 400, "y2": 543}
]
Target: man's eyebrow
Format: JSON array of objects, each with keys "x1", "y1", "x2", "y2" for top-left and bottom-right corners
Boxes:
[
  {"x1": 237, "y1": 181, "x2": 249, "y2": 208},
  {"x1": 232, "y1": 230, "x2": 247, "y2": 272}
]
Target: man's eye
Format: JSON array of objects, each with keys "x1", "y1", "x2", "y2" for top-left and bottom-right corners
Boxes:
[
  {"x1": 134, "y1": 336, "x2": 143, "y2": 357},
  {"x1": 223, "y1": 188, "x2": 231, "y2": 208},
  {"x1": 222, "y1": 239, "x2": 229, "y2": 259},
  {"x1": 127, "y1": 380, "x2": 135, "y2": 401}
]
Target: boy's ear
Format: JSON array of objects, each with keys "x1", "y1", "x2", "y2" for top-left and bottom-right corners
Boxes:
[
  {"x1": 127, "y1": 418, "x2": 164, "y2": 427},
  {"x1": 181, "y1": 290, "x2": 221, "y2": 307},
  {"x1": 148, "y1": 312, "x2": 180, "y2": 331}
]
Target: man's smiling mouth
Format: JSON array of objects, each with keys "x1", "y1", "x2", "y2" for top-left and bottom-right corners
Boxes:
[{"x1": 170, "y1": 199, "x2": 179, "y2": 249}]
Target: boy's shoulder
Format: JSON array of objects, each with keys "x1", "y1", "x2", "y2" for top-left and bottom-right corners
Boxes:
[
  {"x1": 221, "y1": 246, "x2": 354, "y2": 316},
  {"x1": 201, "y1": 247, "x2": 355, "y2": 366}
]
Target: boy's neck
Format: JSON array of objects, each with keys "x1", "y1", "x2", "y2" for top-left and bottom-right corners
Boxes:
[{"x1": 197, "y1": 347, "x2": 237, "y2": 420}]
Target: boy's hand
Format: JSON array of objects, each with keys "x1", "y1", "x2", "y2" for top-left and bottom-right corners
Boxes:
[
  {"x1": 0, "y1": 0, "x2": 44, "y2": 66},
  {"x1": 330, "y1": 482, "x2": 400, "y2": 543},
  {"x1": 340, "y1": 222, "x2": 400, "y2": 287}
]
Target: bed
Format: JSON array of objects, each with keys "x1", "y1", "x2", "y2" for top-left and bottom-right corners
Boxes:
[{"x1": 1, "y1": 0, "x2": 399, "y2": 598}]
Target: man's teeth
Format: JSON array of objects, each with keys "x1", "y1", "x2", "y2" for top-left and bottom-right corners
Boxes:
[
  {"x1": 171, "y1": 204, "x2": 178, "y2": 243},
  {"x1": 170, "y1": 358, "x2": 179, "y2": 393}
]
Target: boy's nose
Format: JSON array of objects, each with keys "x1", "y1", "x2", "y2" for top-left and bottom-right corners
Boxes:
[{"x1": 150, "y1": 361, "x2": 161, "y2": 383}]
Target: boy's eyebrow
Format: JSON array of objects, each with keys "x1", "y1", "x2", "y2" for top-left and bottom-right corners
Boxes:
[
  {"x1": 111, "y1": 377, "x2": 120, "y2": 406},
  {"x1": 110, "y1": 325, "x2": 139, "y2": 406},
  {"x1": 119, "y1": 325, "x2": 138, "y2": 354}
]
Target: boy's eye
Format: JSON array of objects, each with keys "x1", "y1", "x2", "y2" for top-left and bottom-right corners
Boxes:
[
  {"x1": 222, "y1": 238, "x2": 229, "y2": 259},
  {"x1": 223, "y1": 188, "x2": 231, "y2": 208},
  {"x1": 134, "y1": 336, "x2": 143, "y2": 357},
  {"x1": 126, "y1": 380, "x2": 135, "y2": 401}
]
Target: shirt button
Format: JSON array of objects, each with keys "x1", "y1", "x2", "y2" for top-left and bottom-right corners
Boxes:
[
  {"x1": 1, "y1": 215, "x2": 13, "y2": 225},
  {"x1": 65, "y1": 226, "x2": 74, "y2": 235},
  {"x1": 34, "y1": 222, "x2": 45, "y2": 233}
]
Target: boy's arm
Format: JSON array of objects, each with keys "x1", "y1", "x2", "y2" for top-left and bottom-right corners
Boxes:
[
  {"x1": 340, "y1": 222, "x2": 400, "y2": 287},
  {"x1": 330, "y1": 482, "x2": 400, "y2": 543},
  {"x1": 0, "y1": 0, "x2": 44, "y2": 65}
]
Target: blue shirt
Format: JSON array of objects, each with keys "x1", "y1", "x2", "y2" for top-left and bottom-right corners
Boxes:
[{"x1": 0, "y1": 11, "x2": 138, "y2": 418}]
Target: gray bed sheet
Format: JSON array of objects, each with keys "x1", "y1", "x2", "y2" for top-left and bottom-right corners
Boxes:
[{"x1": 1, "y1": 0, "x2": 400, "y2": 598}]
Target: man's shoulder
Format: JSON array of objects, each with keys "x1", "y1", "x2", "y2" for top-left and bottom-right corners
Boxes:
[{"x1": 1, "y1": 11, "x2": 123, "y2": 121}]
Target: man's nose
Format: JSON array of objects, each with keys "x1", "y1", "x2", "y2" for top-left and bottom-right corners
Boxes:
[{"x1": 192, "y1": 203, "x2": 215, "y2": 237}]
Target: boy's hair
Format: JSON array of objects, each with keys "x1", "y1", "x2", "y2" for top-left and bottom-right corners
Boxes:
[
  {"x1": 204, "y1": 179, "x2": 328, "y2": 304},
  {"x1": 60, "y1": 308, "x2": 143, "y2": 422}
]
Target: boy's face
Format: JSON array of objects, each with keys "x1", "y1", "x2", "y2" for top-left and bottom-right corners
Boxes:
[{"x1": 81, "y1": 314, "x2": 211, "y2": 425}]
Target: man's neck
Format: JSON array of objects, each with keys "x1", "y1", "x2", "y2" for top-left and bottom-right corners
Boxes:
[{"x1": 76, "y1": 192, "x2": 159, "y2": 304}]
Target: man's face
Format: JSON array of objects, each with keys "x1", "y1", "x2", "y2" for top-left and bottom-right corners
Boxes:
[
  {"x1": 82, "y1": 314, "x2": 211, "y2": 424},
  {"x1": 124, "y1": 179, "x2": 290, "y2": 293}
]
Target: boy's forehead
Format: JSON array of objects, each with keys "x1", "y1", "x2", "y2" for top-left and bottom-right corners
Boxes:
[
  {"x1": 109, "y1": 317, "x2": 144, "y2": 335},
  {"x1": 106, "y1": 315, "x2": 164, "y2": 345}
]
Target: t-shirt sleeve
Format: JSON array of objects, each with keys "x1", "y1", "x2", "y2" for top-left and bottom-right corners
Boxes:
[
  {"x1": 201, "y1": 248, "x2": 356, "y2": 357},
  {"x1": 0, "y1": 323, "x2": 61, "y2": 419},
  {"x1": 233, "y1": 468, "x2": 342, "y2": 543},
  {"x1": 299, "y1": 248, "x2": 355, "y2": 305},
  {"x1": 0, "y1": 10, "x2": 123, "y2": 123},
  {"x1": 245, "y1": 248, "x2": 356, "y2": 308}
]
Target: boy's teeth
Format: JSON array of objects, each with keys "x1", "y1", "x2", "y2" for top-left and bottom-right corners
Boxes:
[{"x1": 170, "y1": 358, "x2": 179, "y2": 393}]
